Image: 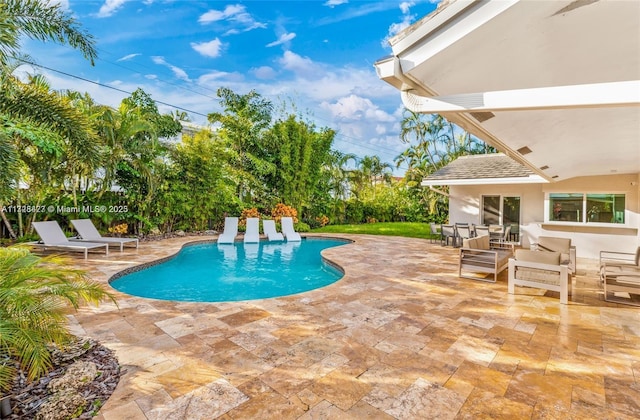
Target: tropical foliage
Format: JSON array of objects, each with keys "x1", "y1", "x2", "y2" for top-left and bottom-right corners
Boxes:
[
  {"x1": 0, "y1": 247, "x2": 115, "y2": 392},
  {"x1": 0, "y1": 2, "x2": 492, "y2": 238},
  {"x1": 0, "y1": 0, "x2": 116, "y2": 397}
]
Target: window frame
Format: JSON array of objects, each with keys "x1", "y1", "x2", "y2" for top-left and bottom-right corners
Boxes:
[
  {"x1": 544, "y1": 192, "x2": 627, "y2": 226},
  {"x1": 481, "y1": 194, "x2": 521, "y2": 226}
]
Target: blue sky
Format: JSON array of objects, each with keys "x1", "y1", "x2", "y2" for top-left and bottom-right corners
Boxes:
[{"x1": 23, "y1": 0, "x2": 440, "y2": 173}]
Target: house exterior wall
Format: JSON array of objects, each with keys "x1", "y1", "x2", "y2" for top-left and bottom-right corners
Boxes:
[{"x1": 448, "y1": 174, "x2": 640, "y2": 260}]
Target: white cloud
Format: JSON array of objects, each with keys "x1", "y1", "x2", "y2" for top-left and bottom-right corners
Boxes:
[
  {"x1": 151, "y1": 56, "x2": 190, "y2": 81},
  {"x1": 324, "y1": 0, "x2": 348, "y2": 7},
  {"x1": 266, "y1": 32, "x2": 296, "y2": 48},
  {"x1": 198, "y1": 4, "x2": 266, "y2": 33},
  {"x1": 48, "y1": 0, "x2": 70, "y2": 11},
  {"x1": 145, "y1": 74, "x2": 158, "y2": 80},
  {"x1": 199, "y1": 4, "x2": 244, "y2": 23},
  {"x1": 197, "y1": 70, "x2": 244, "y2": 85},
  {"x1": 96, "y1": 0, "x2": 129, "y2": 18},
  {"x1": 251, "y1": 66, "x2": 277, "y2": 80},
  {"x1": 278, "y1": 50, "x2": 315, "y2": 75},
  {"x1": 399, "y1": 1, "x2": 414, "y2": 14},
  {"x1": 116, "y1": 53, "x2": 140, "y2": 62},
  {"x1": 381, "y1": 2, "x2": 418, "y2": 48},
  {"x1": 191, "y1": 38, "x2": 224, "y2": 58},
  {"x1": 320, "y1": 94, "x2": 395, "y2": 123}
]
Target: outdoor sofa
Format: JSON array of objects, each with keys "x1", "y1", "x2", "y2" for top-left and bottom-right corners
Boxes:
[{"x1": 458, "y1": 234, "x2": 514, "y2": 282}]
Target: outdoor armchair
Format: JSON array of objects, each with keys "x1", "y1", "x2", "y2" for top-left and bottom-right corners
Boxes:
[
  {"x1": 458, "y1": 234, "x2": 514, "y2": 282},
  {"x1": 600, "y1": 246, "x2": 640, "y2": 306},
  {"x1": 531, "y1": 236, "x2": 576, "y2": 275},
  {"x1": 508, "y1": 249, "x2": 571, "y2": 304}
]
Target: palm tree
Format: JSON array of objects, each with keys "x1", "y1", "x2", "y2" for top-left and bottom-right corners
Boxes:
[
  {"x1": 1, "y1": 72, "x2": 100, "y2": 236},
  {"x1": 0, "y1": 247, "x2": 115, "y2": 392},
  {"x1": 208, "y1": 88, "x2": 274, "y2": 204},
  {"x1": 351, "y1": 155, "x2": 393, "y2": 199},
  {"x1": 0, "y1": 0, "x2": 98, "y2": 237}
]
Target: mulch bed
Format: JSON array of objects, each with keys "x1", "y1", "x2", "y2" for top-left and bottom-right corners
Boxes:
[{"x1": 4, "y1": 338, "x2": 120, "y2": 420}]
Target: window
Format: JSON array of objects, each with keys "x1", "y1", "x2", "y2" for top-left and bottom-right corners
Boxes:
[
  {"x1": 482, "y1": 195, "x2": 521, "y2": 226},
  {"x1": 587, "y1": 194, "x2": 625, "y2": 223},
  {"x1": 549, "y1": 193, "x2": 583, "y2": 222},
  {"x1": 548, "y1": 193, "x2": 625, "y2": 224}
]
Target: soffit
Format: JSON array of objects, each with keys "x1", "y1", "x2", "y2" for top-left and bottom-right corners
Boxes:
[{"x1": 385, "y1": 0, "x2": 640, "y2": 181}]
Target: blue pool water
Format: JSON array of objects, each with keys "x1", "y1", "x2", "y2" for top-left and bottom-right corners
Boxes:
[{"x1": 110, "y1": 238, "x2": 348, "y2": 302}]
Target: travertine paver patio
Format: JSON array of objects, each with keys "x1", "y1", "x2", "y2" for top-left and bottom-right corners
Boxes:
[{"x1": 55, "y1": 234, "x2": 639, "y2": 419}]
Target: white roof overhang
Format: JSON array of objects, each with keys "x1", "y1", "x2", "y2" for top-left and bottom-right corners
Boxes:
[
  {"x1": 421, "y1": 174, "x2": 546, "y2": 187},
  {"x1": 376, "y1": 0, "x2": 640, "y2": 182}
]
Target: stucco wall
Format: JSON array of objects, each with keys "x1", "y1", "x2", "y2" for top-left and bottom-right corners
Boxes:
[{"x1": 448, "y1": 174, "x2": 639, "y2": 260}]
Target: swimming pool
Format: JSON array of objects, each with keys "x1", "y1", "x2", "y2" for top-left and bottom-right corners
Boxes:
[{"x1": 109, "y1": 238, "x2": 348, "y2": 302}]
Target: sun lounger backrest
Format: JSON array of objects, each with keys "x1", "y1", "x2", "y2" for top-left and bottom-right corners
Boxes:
[
  {"x1": 263, "y1": 220, "x2": 277, "y2": 235},
  {"x1": 223, "y1": 217, "x2": 239, "y2": 235},
  {"x1": 245, "y1": 218, "x2": 259, "y2": 234},
  {"x1": 281, "y1": 217, "x2": 295, "y2": 234},
  {"x1": 32, "y1": 221, "x2": 69, "y2": 244},
  {"x1": 71, "y1": 219, "x2": 102, "y2": 240},
  {"x1": 281, "y1": 217, "x2": 301, "y2": 241}
]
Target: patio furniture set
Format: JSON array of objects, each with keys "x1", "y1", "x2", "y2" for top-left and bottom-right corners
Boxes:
[{"x1": 430, "y1": 222, "x2": 514, "y2": 247}]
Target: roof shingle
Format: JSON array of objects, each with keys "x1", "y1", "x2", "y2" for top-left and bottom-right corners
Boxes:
[{"x1": 424, "y1": 153, "x2": 533, "y2": 181}]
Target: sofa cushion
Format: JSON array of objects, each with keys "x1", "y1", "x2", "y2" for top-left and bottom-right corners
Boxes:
[
  {"x1": 516, "y1": 267, "x2": 561, "y2": 285},
  {"x1": 477, "y1": 235, "x2": 491, "y2": 250},
  {"x1": 496, "y1": 250, "x2": 512, "y2": 267},
  {"x1": 463, "y1": 238, "x2": 477, "y2": 249},
  {"x1": 516, "y1": 249, "x2": 561, "y2": 265},
  {"x1": 538, "y1": 237, "x2": 571, "y2": 253}
]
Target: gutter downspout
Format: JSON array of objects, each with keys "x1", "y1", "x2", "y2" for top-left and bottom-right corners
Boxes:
[{"x1": 393, "y1": 57, "x2": 431, "y2": 111}]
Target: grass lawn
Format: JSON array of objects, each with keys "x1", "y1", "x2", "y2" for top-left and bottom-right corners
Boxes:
[{"x1": 312, "y1": 222, "x2": 433, "y2": 240}]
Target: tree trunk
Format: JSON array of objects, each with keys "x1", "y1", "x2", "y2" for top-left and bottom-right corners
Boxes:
[{"x1": 0, "y1": 204, "x2": 17, "y2": 239}]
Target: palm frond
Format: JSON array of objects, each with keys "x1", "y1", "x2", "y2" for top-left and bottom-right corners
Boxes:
[{"x1": 2, "y1": 0, "x2": 97, "y2": 65}]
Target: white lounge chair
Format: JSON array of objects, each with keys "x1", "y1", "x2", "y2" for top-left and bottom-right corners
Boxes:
[
  {"x1": 31, "y1": 221, "x2": 109, "y2": 259},
  {"x1": 244, "y1": 217, "x2": 260, "y2": 243},
  {"x1": 262, "y1": 219, "x2": 284, "y2": 241},
  {"x1": 281, "y1": 217, "x2": 301, "y2": 242},
  {"x1": 70, "y1": 219, "x2": 138, "y2": 251},
  {"x1": 217, "y1": 217, "x2": 239, "y2": 244}
]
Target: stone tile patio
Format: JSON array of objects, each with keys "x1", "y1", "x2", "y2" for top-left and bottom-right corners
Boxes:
[{"x1": 54, "y1": 234, "x2": 639, "y2": 419}]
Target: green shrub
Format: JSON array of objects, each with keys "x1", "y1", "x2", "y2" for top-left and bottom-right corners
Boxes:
[{"x1": 0, "y1": 247, "x2": 116, "y2": 392}]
